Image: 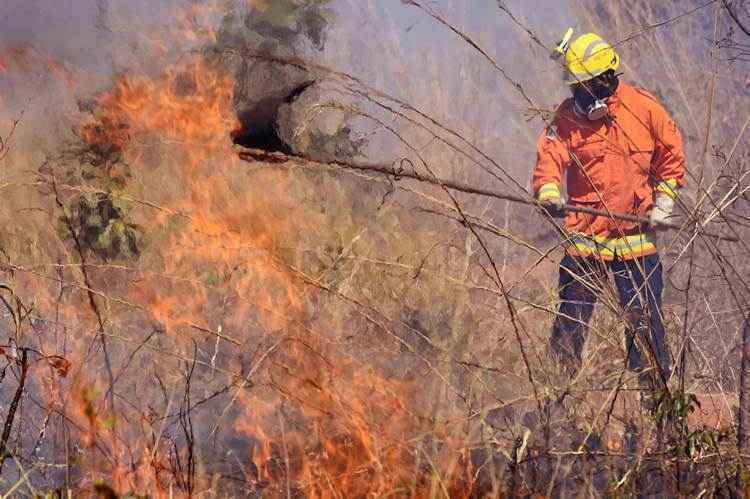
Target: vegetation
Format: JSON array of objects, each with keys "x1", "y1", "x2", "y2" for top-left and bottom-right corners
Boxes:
[{"x1": 0, "y1": 0, "x2": 748, "y2": 497}]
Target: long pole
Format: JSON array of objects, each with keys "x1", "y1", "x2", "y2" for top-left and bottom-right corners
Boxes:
[{"x1": 238, "y1": 148, "x2": 737, "y2": 242}]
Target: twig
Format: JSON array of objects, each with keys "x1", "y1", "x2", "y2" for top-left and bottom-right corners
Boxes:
[
  {"x1": 0, "y1": 348, "x2": 28, "y2": 473},
  {"x1": 0, "y1": 110, "x2": 24, "y2": 162},
  {"x1": 724, "y1": 0, "x2": 750, "y2": 36},
  {"x1": 0, "y1": 461, "x2": 39, "y2": 499},
  {"x1": 51, "y1": 178, "x2": 116, "y2": 401},
  {"x1": 188, "y1": 322, "x2": 241, "y2": 346}
]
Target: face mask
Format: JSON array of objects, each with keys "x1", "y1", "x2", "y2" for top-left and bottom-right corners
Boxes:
[
  {"x1": 572, "y1": 85, "x2": 609, "y2": 121},
  {"x1": 571, "y1": 75, "x2": 618, "y2": 121},
  {"x1": 573, "y1": 90, "x2": 608, "y2": 121}
]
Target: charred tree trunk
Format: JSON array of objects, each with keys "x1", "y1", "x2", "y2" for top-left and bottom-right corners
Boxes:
[{"x1": 737, "y1": 315, "x2": 750, "y2": 494}]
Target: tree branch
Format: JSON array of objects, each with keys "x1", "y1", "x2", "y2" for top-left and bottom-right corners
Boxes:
[{"x1": 724, "y1": 0, "x2": 750, "y2": 36}]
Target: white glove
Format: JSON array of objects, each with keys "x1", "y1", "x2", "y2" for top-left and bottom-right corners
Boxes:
[
  {"x1": 649, "y1": 193, "x2": 674, "y2": 230},
  {"x1": 541, "y1": 197, "x2": 566, "y2": 219}
]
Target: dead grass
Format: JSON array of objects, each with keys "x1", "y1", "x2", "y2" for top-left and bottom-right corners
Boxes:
[{"x1": 0, "y1": 0, "x2": 747, "y2": 497}]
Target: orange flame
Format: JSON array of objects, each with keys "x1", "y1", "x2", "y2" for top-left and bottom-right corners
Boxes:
[
  {"x1": 60, "y1": 52, "x2": 480, "y2": 495},
  {"x1": 0, "y1": 44, "x2": 76, "y2": 86},
  {"x1": 8, "y1": 4, "x2": 482, "y2": 496}
]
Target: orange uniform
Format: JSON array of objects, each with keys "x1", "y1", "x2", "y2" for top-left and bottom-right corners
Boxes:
[{"x1": 532, "y1": 82, "x2": 685, "y2": 259}]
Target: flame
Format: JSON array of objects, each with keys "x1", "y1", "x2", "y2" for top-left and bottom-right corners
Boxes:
[
  {"x1": 61, "y1": 52, "x2": 304, "y2": 495},
  {"x1": 0, "y1": 45, "x2": 37, "y2": 74},
  {"x1": 92, "y1": 59, "x2": 236, "y2": 152},
  {"x1": 229, "y1": 334, "x2": 479, "y2": 497},
  {"x1": 3, "y1": 3, "x2": 482, "y2": 497},
  {"x1": 26, "y1": 50, "x2": 482, "y2": 496},
  {"x1": 0, "y1": 44, "x2": 76, "y2": 86}
]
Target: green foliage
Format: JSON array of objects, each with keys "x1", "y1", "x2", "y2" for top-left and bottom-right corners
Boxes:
[
  {"x1": 651, "y1": 389, "x2": 724, "y2": 459},
  {"x1": 218, "y1": 0, "x2": 334, "y2": 52},
  {"x1": 652, "y1": 389, "x2": 699, "y2": 425},
  {"x1": 250, "y1": 0, "x2": 334, "y2": 50},
  {"x1": 49, "y1": 112, "x2": 143, "y2": 262},
  {"x1": 684, "y1": 427, "x2": 719, "y2": 459},
  {"x1": 64, "y1": 193, "x2": 141, "y2": 262}
]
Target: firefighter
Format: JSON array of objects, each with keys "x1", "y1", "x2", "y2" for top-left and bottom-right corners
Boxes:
[{"x1": 533, "y1": 30, "x2": 685, "y2": 384}]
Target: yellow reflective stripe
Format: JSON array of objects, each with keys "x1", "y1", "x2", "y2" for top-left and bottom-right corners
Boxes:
[
  {"x1": 656, "y1": 179, "x2": 679, "y2": 199},
  {"x1": 582, "y1": 40, "x2": 609, "y2": 61},
  {"x1": 572, "y1": 242, "x2": 656, "y2": 258},
  {"x1": 567, "y1": 46, "x2": 616, "y2": 82},
  {"x1": 537, "y1": 183, "x2": 561, "y2": 201},
  {"x1": 569, "y1": 232, "x2": 657, "y2": 258},
  {"x1": 576, "y1": 233, "x2": 656, "y2": 246}
]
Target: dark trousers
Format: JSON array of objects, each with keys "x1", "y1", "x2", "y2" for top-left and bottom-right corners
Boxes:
[{"x1": 549, "y1": 253, "x2": 672, "y2": 382}]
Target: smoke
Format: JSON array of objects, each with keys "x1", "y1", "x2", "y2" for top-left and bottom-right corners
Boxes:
[
  {"x1": 0, "y1": 0, "x2": 233, "y2": 158},
  {"x1": 318, "y1": 0, "x2": 576, "y2": 182},
  {"x1": 0, "y1": 0, "x2": 194, "y2": 71},
  {"x1": 0, "y1": 0, "x2": 575, "y2": 157},
  {"x1": 0, "y1": 0, "x2": 107, "y2": 57},
  {"x1": 2, "y1": 0, "x2": 747, "y2": 495}
]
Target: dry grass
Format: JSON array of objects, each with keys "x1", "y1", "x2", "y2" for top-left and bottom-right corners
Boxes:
[{"x1": 0, "y1": 0, "x2": 747, "y2": 497}]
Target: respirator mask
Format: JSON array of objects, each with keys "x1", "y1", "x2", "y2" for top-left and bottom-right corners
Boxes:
[{"x1": 572, "y1": 71, "x2": 619, "y2": 121}]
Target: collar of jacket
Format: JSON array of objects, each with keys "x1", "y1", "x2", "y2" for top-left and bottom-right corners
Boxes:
[{"x1": 602, "y1": 81, "x2": 627, "y2": 111}]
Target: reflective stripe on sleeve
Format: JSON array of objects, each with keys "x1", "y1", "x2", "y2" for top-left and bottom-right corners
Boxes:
[
  {"x1": 655, "y1": 179, "x2": 679, "y2": 199},
  {"x1": 537, "y1": 183, "x2": 561, "y2": 201}
]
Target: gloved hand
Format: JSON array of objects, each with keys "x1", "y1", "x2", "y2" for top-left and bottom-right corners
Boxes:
[
  {"x1": 649, "y1": 193, "x2": 674, "y2": 230},
  {"x1": 540, "y1": 197, "x2": 566, "y2": 219}
]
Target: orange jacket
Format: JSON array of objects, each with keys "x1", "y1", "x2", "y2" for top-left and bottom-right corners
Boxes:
[{"x1": 532, "y1": 82, "x2": 685, "y2": 259}]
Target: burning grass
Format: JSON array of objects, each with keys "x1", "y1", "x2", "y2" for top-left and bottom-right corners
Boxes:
[
  {"x1": 0, "y1": 50, "x2": 486, "y2": 496},
  {"x1": 0, "y1": 0, "x2": 749, "y2": 497}
]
